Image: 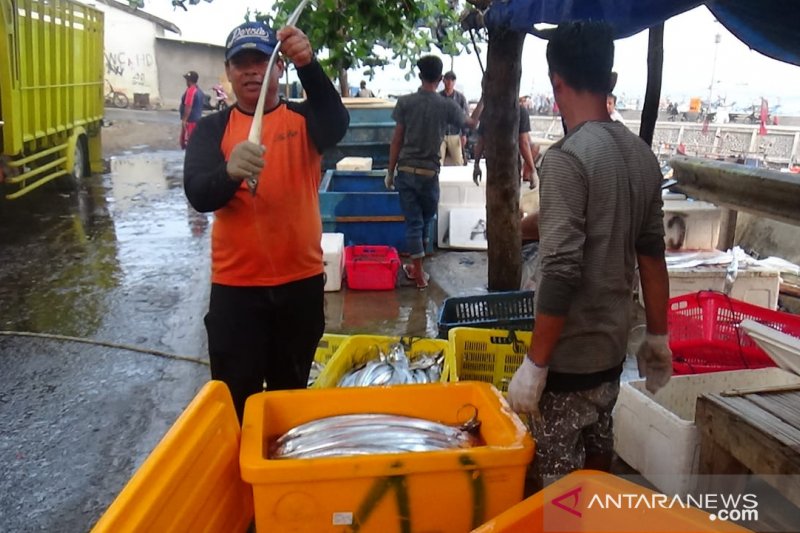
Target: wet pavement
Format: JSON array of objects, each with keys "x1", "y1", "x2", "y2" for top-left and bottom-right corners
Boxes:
[{"x1": 0, "y1": 149, "x2": 490, "y2": 531}]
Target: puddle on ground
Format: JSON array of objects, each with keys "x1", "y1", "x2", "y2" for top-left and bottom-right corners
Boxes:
[
  {"x1": 0, "y1": 151, "x2": 207, "y2": 341},
  {"x1": 0, "y1": 150, "x2": 451, "y2": 342}
]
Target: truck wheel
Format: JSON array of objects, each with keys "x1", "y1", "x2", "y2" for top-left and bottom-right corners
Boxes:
[{"x1": 71, "y1": 136, "x2": 88, "y2": 181}]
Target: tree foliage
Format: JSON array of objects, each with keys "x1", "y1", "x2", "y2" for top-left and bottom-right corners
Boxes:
[
  {"x1": 127, "y1": 0, "x2": 214, "y2": 10},
  {"x1": 258, "y1": 0, "x2": 473, "y2": 82}
]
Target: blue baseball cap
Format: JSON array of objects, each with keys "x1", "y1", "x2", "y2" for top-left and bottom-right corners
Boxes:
[{"x1": 225, "y1": 21, "x2": 278, "y2": 61}]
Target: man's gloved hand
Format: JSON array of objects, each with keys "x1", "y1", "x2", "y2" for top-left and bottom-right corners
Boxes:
[
  {"x1": 384, "y1": 168, "x2": 395, "y2": 190},
  {"x1": 507, "y1": 357, "x2": 548, "y2": 419},
  {"x1": 473, "y1": 163, "x2": 482, "y2": 186},
  {"x1": 636, "y1": 333, "x2": 673, "y2": 393},
  {"x1": 226, "y1": 141, "x2": 265, "y2": 182}
]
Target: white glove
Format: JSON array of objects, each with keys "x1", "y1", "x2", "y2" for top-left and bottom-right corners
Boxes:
[
  {"x1": 226, "y1": 141, "x2": 264, "y2": 182},
  {"x1": 636, "y1": 333, "x2": 673, "y2": 393},
  {"x1": 473, "y1": 163, "x2": 482, "y2": 186},
  {"x1": 507, "y1": 357, "x2": 548, "y2": 418},
  {"x1": 384, "y1": 168, "x2": 395, "y2": 190}
]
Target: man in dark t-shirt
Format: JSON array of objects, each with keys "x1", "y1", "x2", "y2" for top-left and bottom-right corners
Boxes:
[
  {"x1": 385, "y1": 55, "x2": 481, "y2": 289},
  {"x1": 472, "y1": 105, "x2": 537, "y2": 187},
  {"x1": 438, "y1": 71, "x2": 469, "y2": 166}
]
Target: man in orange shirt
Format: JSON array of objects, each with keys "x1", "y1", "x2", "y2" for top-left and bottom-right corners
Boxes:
[{"x1": 184, "y1": 21, "x2": 349, "y2": 420}]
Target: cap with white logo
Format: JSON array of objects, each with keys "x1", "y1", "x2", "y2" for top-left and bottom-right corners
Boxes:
[{"x1": 225, "y1": 21, "x2": 278, "y2": 61}]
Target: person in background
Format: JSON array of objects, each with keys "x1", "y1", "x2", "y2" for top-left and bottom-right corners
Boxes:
[
  {"x1": 183, "y1": 20, "x2": 349, "y2": 421},
  {"x1": 358, "y1": 80, "x2": 375, "y2": 97},
  {"x1": 385, "y1": 56, "x2": 481, "y2": 289},
  {"x1": 179, "y1": 70, "x2": 204, "y2": 149},
  {"x1": 506, "y1": 21, "x2": 671, "y2": 489},
  {"x1": 607, "y1": 92, "x2": 626, "y2": 124},
  {"x1": 438, "y1": 70, "x2": 469, "y2": 166},
  {"x1": 472, "y1": 97, "x2": 537, "y2": 188}
]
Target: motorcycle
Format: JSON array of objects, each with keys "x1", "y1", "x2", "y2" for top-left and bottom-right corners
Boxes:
[{"x1": 203, "y1": 84, "x2": 230, "y2": 112}]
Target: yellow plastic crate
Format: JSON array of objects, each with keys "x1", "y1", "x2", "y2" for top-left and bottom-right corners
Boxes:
[
  {"x1": 472, "y1": 470, "x2": 752, "y2": 532},
  {"x1": 314, "y1": 333, "x2": 349, "y2": 365},
  {"x1": 240, "y1": 382, "x2": 535, "y2": 533},
  {"x1": 312, "y1": 334, "x2": 454, "y2": 388},
  {"x1": 447, "y1": 327, "x2": 533, "y2": 393}
]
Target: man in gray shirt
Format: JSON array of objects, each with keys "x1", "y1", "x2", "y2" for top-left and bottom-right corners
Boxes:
[
  {"x1": 385, "y1": 56, "x2": 480, "y2": 288},
  {"x1": 439, "y1": 71, "x2": 469, "y2": 166},
  {"x1": 507, "y1": 21, "x2": 672, "y2": 488}
]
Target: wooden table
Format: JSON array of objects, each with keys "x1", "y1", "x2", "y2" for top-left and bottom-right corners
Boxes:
[{"x1": 695, "y1": 385, "x2": 800, "y2": 507}]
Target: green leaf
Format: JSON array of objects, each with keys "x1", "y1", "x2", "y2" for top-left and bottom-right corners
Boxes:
[{"x1": 266, "y1": 0, "x2": 471, "y2": 80}]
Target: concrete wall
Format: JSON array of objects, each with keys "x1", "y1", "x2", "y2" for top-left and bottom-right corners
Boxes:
[
  {"x1": 155, "y1": 39, "x2": 228, "y2": 111},
  {"x1": 91, "y1": 3, "x2": 163, "y2": 103}
]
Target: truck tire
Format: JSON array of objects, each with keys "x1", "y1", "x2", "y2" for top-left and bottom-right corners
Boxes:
[{"x1": 71, "y1": 136, "x2": 88, "y2": 182}]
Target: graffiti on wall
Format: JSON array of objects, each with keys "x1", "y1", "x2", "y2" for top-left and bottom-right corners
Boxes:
[{"x1": 104, "y1": 51, "x2": 155, "y2": 86}]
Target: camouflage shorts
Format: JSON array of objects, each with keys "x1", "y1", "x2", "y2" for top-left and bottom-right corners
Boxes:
[{"x1": 528, "y1": 380, "x2": 620, "y2": 483}]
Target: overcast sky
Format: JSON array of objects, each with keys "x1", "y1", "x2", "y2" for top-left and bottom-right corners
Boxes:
[{"x1": 145, "y1": 1, "x2": 800, "y2": 113}]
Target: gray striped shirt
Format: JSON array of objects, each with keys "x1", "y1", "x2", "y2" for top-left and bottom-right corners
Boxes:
[{"x1": 536, "y1": 121, "x2": 665, "y2": 374}]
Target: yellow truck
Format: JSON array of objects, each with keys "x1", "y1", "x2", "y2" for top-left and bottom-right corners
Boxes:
[{"x1": 0, "y1": 0, "x2": 104, "y2": 199}]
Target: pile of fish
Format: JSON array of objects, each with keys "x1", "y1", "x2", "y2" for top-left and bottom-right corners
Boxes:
[
  {"x1": 337, "y1": 343, "x2": 444, "y2": 387},
  {"x1": 270, "y1": 413, "x2": 476, "y2": 459},
  {"x1": 307, "y1": 360, "x2": 325, "y2": 387}
]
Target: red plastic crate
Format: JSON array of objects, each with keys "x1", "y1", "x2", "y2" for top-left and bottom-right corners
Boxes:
[
  {"x1": 668, "y1": 291, "x2": 800, "y2": 375},
  {"x1": 344, "y1": 245, "x2": 400, "y2": 290}
]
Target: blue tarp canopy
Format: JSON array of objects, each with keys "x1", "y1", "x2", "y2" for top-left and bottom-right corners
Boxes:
[{"x1": 485, "y1": 0, "x2": 800, "y2": 67}]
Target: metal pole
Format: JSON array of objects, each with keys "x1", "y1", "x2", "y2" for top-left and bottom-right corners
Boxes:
[{"x1": 708, "y1": 33, "x2": 721, "y2": 109}]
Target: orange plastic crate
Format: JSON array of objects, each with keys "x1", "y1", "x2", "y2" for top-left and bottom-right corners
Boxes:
[{"x1": 240, "y1": 382, "x2": 534, "y2": 532}]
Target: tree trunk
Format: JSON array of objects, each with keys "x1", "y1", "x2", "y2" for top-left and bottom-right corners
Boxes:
[
  {"x1": 338, "y1": 68, "x2": 349, "y2": 97},
  {"x1": 484, "y1": 28, "x2": 525, "y2": 291}
]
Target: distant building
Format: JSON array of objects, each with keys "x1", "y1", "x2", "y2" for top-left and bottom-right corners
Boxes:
[{"x1": 89, "y1": 0, "x2": 181, "y2": 106}]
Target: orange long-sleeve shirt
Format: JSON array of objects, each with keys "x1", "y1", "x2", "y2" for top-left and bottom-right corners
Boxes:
[{"x1": 183, "y1": 60, "x2": 350, "y2": 286}]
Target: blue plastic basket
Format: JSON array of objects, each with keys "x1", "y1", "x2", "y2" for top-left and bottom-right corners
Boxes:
[{"x1": 437, "y1": 291, "x2": 535, "y2": 339}]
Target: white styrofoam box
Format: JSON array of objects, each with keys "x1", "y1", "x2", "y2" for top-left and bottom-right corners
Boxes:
[
  {"x1": 662, "y1": 192, "x2": 687, "y2": 201},
  {"x1": 662, "y1": 199, "x2": 722, "y2": 250},
  {"x1": 519, "y1": 188, "x2": 539, "y2": 217},
  {"x1": 614, "y1": 367, "x2": 800, "y2": 496},
  {"x1": 336, "y1": 157, "x2": 373, "y2": 171},
  {"x1": 321, "y1": 233, "x2": 345, "y2": 292},
  {"x1": 437, "y1": 203, "x2": 458, "y2": 248},
  {"x1": 664, "y1": 266, "x2": 780, "y2": 310},
  {"x1": 438, "y1": 162, "x2": 486, "y2": 207},
  {"x1": 448, "y1": 208, "x2": 487, "y2": 250},
  {"x1": 740, "y1": 319, "x2": 800, "y2": 375}
]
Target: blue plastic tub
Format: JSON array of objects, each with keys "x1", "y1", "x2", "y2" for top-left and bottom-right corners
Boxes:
[
  {"x1": 319, "y1": 170, "x2": 435, "y2": 254},
  {"x1": 321, "y1": 103, "x2": 395, "y2": 170}
]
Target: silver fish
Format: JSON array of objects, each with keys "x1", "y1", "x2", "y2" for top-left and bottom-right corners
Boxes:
[
  {"x1": 307, "y1": 360, "x2": 325, "y2": 387},
  {"x1": 336, "y1": 344, "x2": 446, "y2": 387},
  {"x1": 270, "y1": 413, "x2": 475, "y2": 459}
]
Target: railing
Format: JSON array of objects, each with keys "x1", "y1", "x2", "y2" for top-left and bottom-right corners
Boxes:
[{"x1": 529, "y1": 117, "x2": 800, "y2": 167}]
